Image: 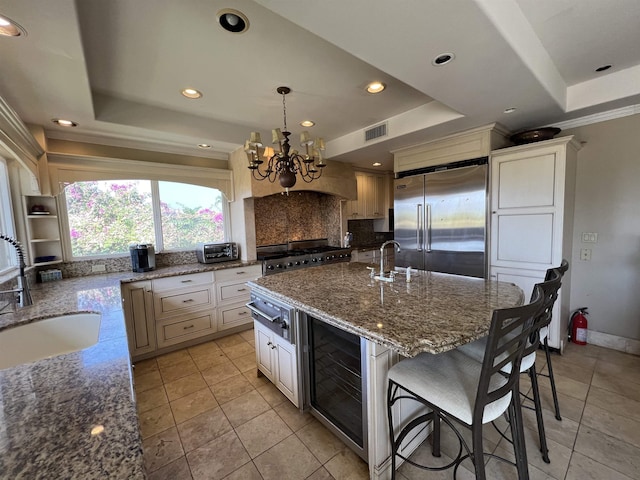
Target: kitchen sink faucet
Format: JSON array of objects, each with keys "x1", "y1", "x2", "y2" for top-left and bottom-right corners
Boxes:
[
  {"x1": 377, "y1": 240, "x2": 401, "y2": 282},
  {"x1": 0, "y1": 234, "x2": 33, "y2": 308}
]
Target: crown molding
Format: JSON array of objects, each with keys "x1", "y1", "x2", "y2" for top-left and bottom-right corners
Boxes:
[
  {"x1": 549, "y1": 104, "x2": 640, "y2": 131},
  {"x1": 0, "y1": 96, "x2": 44, "y2": 175},
  {"x1": 44, "y1": 129, "x2": 230, "y2": 161}
]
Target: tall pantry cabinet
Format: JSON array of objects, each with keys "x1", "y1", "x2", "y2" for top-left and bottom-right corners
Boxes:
[{"x1": 489, "y1": 136, "x2": 580, "y2": 352}]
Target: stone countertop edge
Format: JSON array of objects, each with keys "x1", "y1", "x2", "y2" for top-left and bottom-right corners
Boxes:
[
  {"x1": 247, "y1": 263, "x2": 524, "y2": 357},
  {"x1": 0, "y1": 260, "x2": 259, "y2": 331},
  {"x1": 0, "y1": 260, "x2": 257, "y2": 479}
]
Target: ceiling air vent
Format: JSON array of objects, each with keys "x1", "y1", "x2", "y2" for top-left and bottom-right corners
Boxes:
[{"x1": 365, "y1": 123, "x2": 387, "y2": 142}]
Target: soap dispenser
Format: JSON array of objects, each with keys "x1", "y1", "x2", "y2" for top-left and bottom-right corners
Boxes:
[{"x1": 406, "y1": 266, "x2": 413, "y2": 282}]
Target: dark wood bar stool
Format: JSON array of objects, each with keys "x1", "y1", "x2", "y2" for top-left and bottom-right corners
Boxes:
[{"x1": 387, "y1": 286, "x2": 544, "y2": 480}]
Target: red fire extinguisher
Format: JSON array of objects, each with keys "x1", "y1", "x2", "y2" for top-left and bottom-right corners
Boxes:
[{"x1": 570, "y1": 308, "x2": 589, "y2": 345}]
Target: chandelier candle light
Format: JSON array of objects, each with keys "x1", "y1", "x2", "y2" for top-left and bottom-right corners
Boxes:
[{"x1": 245, "y1": 87, "x2": 326, "y2": 191}]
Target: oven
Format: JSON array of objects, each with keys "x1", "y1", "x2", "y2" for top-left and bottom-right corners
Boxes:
[{"x1": 257, "y1": 238, "x2": 352, "y2": 276}]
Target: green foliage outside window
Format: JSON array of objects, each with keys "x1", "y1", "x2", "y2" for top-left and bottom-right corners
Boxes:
[{"x1": 65, "y1": 180, "x2": 224, "y2": 257}]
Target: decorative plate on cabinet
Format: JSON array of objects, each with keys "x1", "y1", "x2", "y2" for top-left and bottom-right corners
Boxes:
[{"x1": 510, "y1": 127, "x2": 561, "y2": 145}]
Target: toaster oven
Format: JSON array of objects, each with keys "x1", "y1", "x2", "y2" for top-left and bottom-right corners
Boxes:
[{"x1": 196, "y1": 242, "x2": 238, "y2": 264}]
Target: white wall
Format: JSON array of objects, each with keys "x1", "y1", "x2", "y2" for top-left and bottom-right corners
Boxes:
[{"x1": 564, "y1": 114, "x2": 640, "y2": 340}]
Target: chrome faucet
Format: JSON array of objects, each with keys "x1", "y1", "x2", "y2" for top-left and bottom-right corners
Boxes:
[
  {"x1": 0, "y1": 234, "x2": 33, "y2": 308},
  {"x1": 376, "y1": 240, "x2": 401, "y2": 281}
]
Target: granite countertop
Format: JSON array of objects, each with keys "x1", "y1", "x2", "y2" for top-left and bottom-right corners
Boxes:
[
  {"x1": 0, "y1": 260, "x2": 256, "y2": 479},
  {"x1": 249, "y1": 263, "x2": 524, "y2": 357}
]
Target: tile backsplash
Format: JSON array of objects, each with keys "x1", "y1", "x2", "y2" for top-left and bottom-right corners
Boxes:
[
  {"x1": 348, "y1": 219, "x2": 393, "y2": 247},
  {"x1": 254, "y1": 191, "x2": 342, "y2": 246}
]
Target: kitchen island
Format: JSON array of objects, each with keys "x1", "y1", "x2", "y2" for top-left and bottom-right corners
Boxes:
[
  {"x1": 248, "y1": 262, "x2": 524, "y2": 480},
  {"x1": 0, "y1": 261, "x2": 256, "y2": 479}
]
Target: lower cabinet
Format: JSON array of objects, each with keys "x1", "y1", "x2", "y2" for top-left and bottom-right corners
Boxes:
[
  {"x1": 216, "y1": 264, "x2": 261, "y2": 331},
  {"x1": 254, "y1": 321, "x2": 299, "y2": 407},
  {"x1": 122, "y1": 281, "x2": 156, "y2": 357},
  {"x1": 122, "y1": 264, "x2": 261, "y2": 361},
  {"x1": 156, "y1": 311, "x2": 216, "y2": 349}
]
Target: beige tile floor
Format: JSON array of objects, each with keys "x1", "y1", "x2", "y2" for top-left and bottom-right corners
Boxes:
[{"x1": 134, "y1": 331, "x2": 640, "y2": 479}]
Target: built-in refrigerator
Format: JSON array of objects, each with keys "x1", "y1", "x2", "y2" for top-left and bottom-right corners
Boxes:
[{"x1": 394, "y1": 158, "x2": 488, "y2": 278}]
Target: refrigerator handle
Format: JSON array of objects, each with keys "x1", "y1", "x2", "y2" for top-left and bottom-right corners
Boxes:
[
  {"x1": 426, "y1": 203, "x2": 432, "y2": 253},
  {"x1": 416, "y1": 204, "x2": 423, "y2": 252}
]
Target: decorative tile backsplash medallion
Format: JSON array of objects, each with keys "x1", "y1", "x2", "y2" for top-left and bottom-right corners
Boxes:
[{"x1": 254, "y1": 191, "x2": 342, "y2": 246}]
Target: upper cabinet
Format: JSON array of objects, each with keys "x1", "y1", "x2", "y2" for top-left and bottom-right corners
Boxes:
[
  {"x1": 345, "y1": 172, "x2": 388, "y2": 219},
  {"x1": 393, "y1": 124, "x2": 509, "y2": 174},
  {"x1": 489, "y1": 136, "x2": 580, "y2": 351},
  {"x1": 22, "y1": 195, "x2": 63, "y2": 266}
]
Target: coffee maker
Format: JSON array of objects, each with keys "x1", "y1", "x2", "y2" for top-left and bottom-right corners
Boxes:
[{"x1": 129, "y1": 244, "x2": 156, "y2": 272}]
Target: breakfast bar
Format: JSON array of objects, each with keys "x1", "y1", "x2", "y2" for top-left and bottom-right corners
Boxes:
[{"x1": 248, "y1": 262, "x2": 524, "y2": 480}]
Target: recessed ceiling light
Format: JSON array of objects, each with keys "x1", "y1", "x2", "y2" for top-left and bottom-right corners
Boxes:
[
  {"x1": 0, "y1": 14, "x2": 27, "y2": 37},
  {"x1": 372, "y1": 162, "x2": 382, "y2": 167},
  {"x1": 366, "y1": 82, "x2": 386, "y2": 94},
  {"x1": 197, "y1": 143, "x2": 212, "y2": 149},
  {"x1": 217, "y1": 9, "x2": 249, "y2": 34},
  {"x1": 503, "y1": 107, "x2": 517, "y2": 114},
  {"x1": 181, "y1": 88, "x2": 202, "y2": 99},
  {"x1": 300, "y1": 120, "x2": 315, "y2": 127},
  {"x1": 432, "y1": 53, "x2": 455, "y2": 66},
  {"x1": 52, "y1": 118, "x2": 78, "y2": 127},
  {"x1": 595, "y1": 64, "x2": 612, "y2": 72}
]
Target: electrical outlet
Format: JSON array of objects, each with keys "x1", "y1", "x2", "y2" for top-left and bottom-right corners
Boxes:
[
  {"x1": 580, "y1": 248, "x2": 592, "y2": 261},
  {"x1": 581, "y1": 232, "x2": 598, "y2": 243},
  {"x1": 91, "y1": 264, "x2": 106, "y2": 273}
]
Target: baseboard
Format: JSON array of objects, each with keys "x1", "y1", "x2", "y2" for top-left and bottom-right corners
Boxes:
[{"x1": 587, "y1": 330, "x2": 640, "y2": 356}]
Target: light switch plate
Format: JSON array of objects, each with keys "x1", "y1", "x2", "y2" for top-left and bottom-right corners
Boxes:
[
  {"x1": 581, "y1": 232, "x2": 598, "y2": 243},
  {"x1": 91, "y1": 264, "x2": 106, "y2": 272}
]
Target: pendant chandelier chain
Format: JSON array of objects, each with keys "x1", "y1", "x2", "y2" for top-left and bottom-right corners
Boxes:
[{"x1": 281, "y1": 90, "x2": 288, "y2": 132}]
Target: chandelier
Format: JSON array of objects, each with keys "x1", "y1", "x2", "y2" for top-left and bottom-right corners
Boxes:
[{"x1": 245, "y1": 86, "x2": 326, "y2": 190}]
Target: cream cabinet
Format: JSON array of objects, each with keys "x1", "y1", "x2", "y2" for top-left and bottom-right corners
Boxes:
[
  {"x1": 122, "y1": 264, "x2": 261, "y2": 361},
  {"x1": 215, "y1": 264, "x2": 261, "y2": 331},
  {"x1": 152, "y1": 271, "x2": 216, "y2": 349},
  {"x1": 22, "y1": 195, "x2": 63, "y2": 266},
  {"x1": 121, "y1": 281, "x2": 156, "y2": 357},
  {"x1": 489, "y1": 136, "x2": 580, "y2": 351},
  {"x1": 254, "y1": 320, "x2": 299, "y2": 407},
  {"x1": 345, "y1": 172, "x2": 387, "y2": 219}
]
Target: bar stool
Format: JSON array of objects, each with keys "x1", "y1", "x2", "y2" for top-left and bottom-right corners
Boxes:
[
  {"x1": 457, "y1": 269, "x2": 563, "y2": 463},
  {"x1": 387, "y1": 286, "x2": 544, "y2": 480},
  {"x1": 541, "y1": 259, "x2": 569, "y2": 421}
]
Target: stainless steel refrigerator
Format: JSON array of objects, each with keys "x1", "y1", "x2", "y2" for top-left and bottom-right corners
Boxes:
[{"x1": 394, "y1": 160, "x2": 488, "y2": 278}]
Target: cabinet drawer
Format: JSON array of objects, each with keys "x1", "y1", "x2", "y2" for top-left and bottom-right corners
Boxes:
[
  {"x1": 154, "y1": 287, "x2": 213, "y2": 319},
  {"x1": 215, "y1": 264, "x2": 262, "y2": 283},
  {"x1": 158, "y1": 312, "x2": 215, "y2": 348},
  {"x1": 218, "y1": 304, "x2": 252, "y2": 330},
  {"x1": 152, "y1": 272, "x2": 213, "y2": 292},
  {"x1": 218, "y1": 282, "x2": 251, "y2": 303}
]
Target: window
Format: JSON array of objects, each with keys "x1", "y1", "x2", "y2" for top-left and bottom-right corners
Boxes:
[
  {"x1": 0, "y1": 158, "x2": 16, "y2": 273},
  {"x1": 64, "y1": 180, "x2": 226, "y2": 258}
]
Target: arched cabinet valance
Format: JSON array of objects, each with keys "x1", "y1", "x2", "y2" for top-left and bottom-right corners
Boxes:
[{"x1": 47, "y1": 153, "x2": 234, "y2": 201}]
